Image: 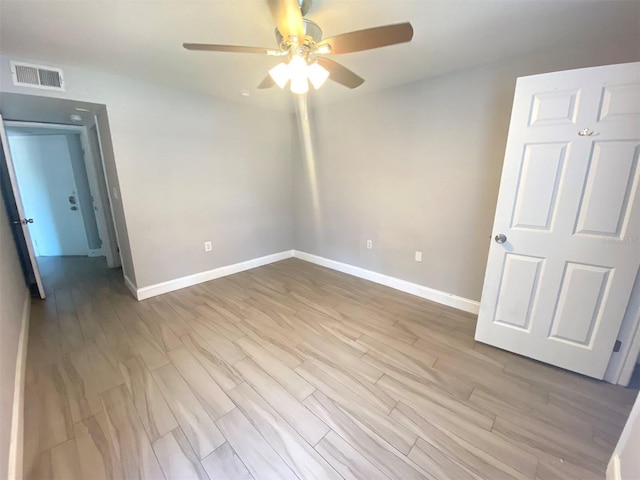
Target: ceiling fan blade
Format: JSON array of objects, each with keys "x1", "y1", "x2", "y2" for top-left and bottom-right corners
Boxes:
[
  {"x1": 183, "y1": 43, "x2": 275, "y2": 55},
  {"x1": 316, "y1": 58, "x2": 364, "y2": 89},
  {"x1": 318, "y1": 22, "x2": 414, "y2": 55},
  {"x1": 258, "y1": 75, "x2": 276, "y2": 89},
  {"x1": 267, "y1": 0, "x2": 304, "y2": 39}
]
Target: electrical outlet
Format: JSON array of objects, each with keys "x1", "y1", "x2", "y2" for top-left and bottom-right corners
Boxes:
[
  {"x1": 366, "y1": 240, "x2": 373, "y2": 249},
  {"x1": 204, "y1": 241, "x2": 212, "y2": 252},
  {"x1": 415, "y1": 251, "x2": 423, "y2": 262}
]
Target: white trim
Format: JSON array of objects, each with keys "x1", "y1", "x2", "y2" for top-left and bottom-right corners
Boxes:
[
  {"x1": 8, "y1": 289, "x2": 30, "y2": 480},
  {"x1": 124, "y1": 274, "x2": 137, "y2": 299},
  {"x1": 293, "y1": 250, "x2": 480, "y2": 314},
  {"x1": 78, "y1": 128, "x2": 116, "y2": 267},
  {"x1": 92, "y1": 117, "x2": 123, "y2": 269},
  {"x1": 606, "y1": 454, "x2": 621, "y2": 480},
  {"x1": 604, "y1": 270, "x2": 640, "y2": 386},
  {"x1": 134, "y1": 250, "x2": 294, "y2": 301}
]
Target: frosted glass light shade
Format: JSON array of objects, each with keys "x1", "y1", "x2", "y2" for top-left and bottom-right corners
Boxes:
[
  {"x1": 288, "y1": 56, "x2": 309, "y2": 94},
  {"x1": 268, "y1": 63, "x2": 289, "y2": 89},
  {"x1": 307, "y1": 62, "x2": 329, "y2": 89}
]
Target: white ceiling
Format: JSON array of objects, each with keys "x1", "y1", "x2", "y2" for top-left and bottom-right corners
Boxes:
[{"x1": 0, "y1": 1, "x2": 638, "y2": 111}]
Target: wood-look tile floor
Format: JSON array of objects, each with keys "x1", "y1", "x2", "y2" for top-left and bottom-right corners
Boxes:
[{"x1": 23, "y1": 256, "x2": 638, "y2": 480}]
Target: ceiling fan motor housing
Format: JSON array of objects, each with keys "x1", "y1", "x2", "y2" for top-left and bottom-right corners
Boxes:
[{"x1": 275, "y1": 18, "x2": 323, "y2": 52}]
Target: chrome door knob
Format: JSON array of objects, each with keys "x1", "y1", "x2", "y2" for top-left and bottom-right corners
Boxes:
[{"x1": 495, "y1": 234, "x2": 507, "y2": 244}]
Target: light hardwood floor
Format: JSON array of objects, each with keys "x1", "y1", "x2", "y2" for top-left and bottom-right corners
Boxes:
[{"x1": 23, "y1": 256, "x2": 638, "y2": 479}]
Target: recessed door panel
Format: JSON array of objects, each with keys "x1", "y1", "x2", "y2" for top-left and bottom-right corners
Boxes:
[
  {"x1": 575, "y1": 141, "x2": 640, "y2": 238},
  {"x1": 511, "y1": 143, "x2": 567, "y2": 230},
  {"x1": 549, "y1": 263, "x2": 612, "y2": 347},
  {"x1": 598, "y1": 84, "x2": 640, "y2": 122},
  {"x1": 494, "y1": 254, "x2": 543, "y2": 330},
  {"x1": 528, "y1": 89, "x2": 580, "y2": 126}
]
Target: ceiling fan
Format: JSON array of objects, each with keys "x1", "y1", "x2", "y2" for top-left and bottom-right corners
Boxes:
[{"x1": 183, "y1": 0, "x2": 414, "y2": 95}]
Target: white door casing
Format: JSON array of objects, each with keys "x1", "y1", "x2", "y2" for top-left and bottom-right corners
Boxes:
[
  {"x1": 476, "y1": 62, "x2": 640, "y2": 379},
  {"x1": 0, "y1": 115, "x2": 45, "y2": 298}
]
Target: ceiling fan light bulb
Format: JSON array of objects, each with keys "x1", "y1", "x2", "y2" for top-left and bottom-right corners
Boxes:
[
  {"x1": 307, "y1": 62, "x2": 329, "y2": 89},
  {"x1": 288, "y1": 55, "x2": 309, "y2": 94},
  {"x1": 290, "y1": 74, "x2": 309, "y2": 94},
  {"x1": 268, "y1": 63, "x2": 289, "y2": 89}
]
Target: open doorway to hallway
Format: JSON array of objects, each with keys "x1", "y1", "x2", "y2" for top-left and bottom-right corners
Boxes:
[
  {"x1": 6, "y1": 124, "x2": 114, "y2": 258},
  {"x1": 5, "y1": 121, "x2": 121, "y2": 301},
  {"x1": 0, "y1": 92, "x2": 129, "y2": 299}
]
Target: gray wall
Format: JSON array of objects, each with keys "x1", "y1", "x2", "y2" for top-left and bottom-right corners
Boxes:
[
  {"x1": 294, "y1": 36, "x2": 640, "y2": 301},
  {"x1": 0, "y1": 183, "x2": 28, "y2": 479},
  {"x1": 0, "y1": 55, "x2": 294, "y2": 289}
]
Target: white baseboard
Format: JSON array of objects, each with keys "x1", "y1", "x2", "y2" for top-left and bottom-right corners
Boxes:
[
  {"x1": 123, "y1": 274, "x2": 137, "y2": 298},
  {"x1": 293, "y1": 250, "x2": 480, "y2": 315},
  {"x1": 134, "y1": 250, "x2": 295, "y2": 301},
  {"x1": 8, "y1": 289, "x2": 31, "y2": 480},
  {"x1": 87, "y1": 248, "x2": 103, "y2": 258}
]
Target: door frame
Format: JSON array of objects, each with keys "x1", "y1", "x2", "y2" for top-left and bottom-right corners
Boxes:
[
  {"x1": 4, "y1": 120, "x2": 119, "y2": 268},
  {"x1": 91, "y1": 117, "x2": 123, "y2": 269},
  {"x1": 604, "y1": 276, "x2": 640, "y2": 385}
]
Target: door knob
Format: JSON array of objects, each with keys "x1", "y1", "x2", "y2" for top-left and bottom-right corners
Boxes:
[
  {"x1": 70, "y1": 206, "x2": 78, "y2": 211},
  {"x1": 495, "y1": 234, "x2": 507, "y2": 244}
]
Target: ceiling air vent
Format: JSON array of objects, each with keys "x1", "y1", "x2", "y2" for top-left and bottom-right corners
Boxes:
[{"x1": 10, "y1": 61, "x2": 65, "y2": 91}]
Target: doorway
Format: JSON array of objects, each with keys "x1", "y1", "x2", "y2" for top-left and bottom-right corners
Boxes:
[
  {"x1": 6, "y1": 127, "x2": 101, "y2": 257},
  {"x1": 0, "y1": 115, "x2": 121, "y2": 299}
]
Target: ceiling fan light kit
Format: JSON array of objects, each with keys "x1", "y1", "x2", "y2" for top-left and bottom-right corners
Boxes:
[
  {"x1": 183, "y1": 0, "x2": 414, "y2": 95},
  {"x1": 268, "y1": 56, "x2": 330, "y2": 94}
]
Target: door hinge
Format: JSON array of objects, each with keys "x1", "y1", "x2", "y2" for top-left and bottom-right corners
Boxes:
[{"x1": 613, "y1": 340, "x2": 622, "y2": 352}]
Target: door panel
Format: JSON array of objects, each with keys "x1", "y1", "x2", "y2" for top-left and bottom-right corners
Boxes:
[
  {"x1": 598, "y1": 84, "x2": 640, "y2": 121},
  {"x1": 528, "y1": 89, "x2": 581, "y2": 126},
  {"x1": 574, "y1": 141, "x2": 639, "y2": 237},
  {"x1": 0, "y1": 116, "x2": 45, "y2": 298},
  {"x1": 494, "y1": 254, "x2": 543, "y2": 331},
  {"x1": 549, "y1": 262, "x2": 611, "y2": 346},
  {"x1": 512, "y1": 143, "x2": 567, "y2": 230},
  {"x1": 476, "y1": 62, "x2": 640, "y2": 379}
]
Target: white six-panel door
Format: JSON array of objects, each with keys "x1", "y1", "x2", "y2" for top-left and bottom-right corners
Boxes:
[{"x1": 475, "y1": 62, "x2": 640, "y2": 379}]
